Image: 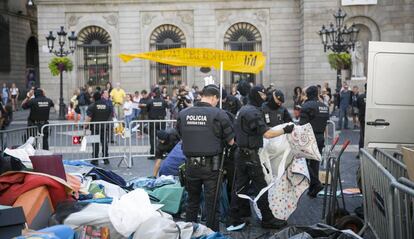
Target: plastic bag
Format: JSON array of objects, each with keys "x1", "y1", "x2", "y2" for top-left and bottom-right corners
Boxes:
[
  {"x1": 269, "y1": 223, "x2": 362, "y2": 239},
  {"x1": 108, "y1": 189, "x2": 158, "y2": 237}
]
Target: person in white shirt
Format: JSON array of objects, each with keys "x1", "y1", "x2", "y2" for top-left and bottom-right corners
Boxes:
[
  {"x1": 123, "y1": 94, "x2": 134, "y2": 128},
  {"x1": 132, "y1": 91, "x2": 141, "y2": 120},
  {"x1": 10, "y1": 83, "x2": 19, "y2": 111}
]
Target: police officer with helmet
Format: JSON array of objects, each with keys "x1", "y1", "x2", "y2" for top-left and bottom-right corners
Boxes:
[
  {"x1": 228, "y1": 85, "x2": 294, "y2": 231},
  {"x1": 21, "y1": 88, "x2": 54, "y2": 150},
  {"x1": 147, "y1": 88, "x2": 168, "y2": 160},
  {"x1": 262, "y1": 89, "x2": 292, "y2": 127},
  {"x1": 222, "y1": 89, "x2": 242, "y2": 115},
  {"x1": 177, "y1": 84, "x2": 234, "y2": 232},
  {"x1": 84, "y1": 92, "x2": 112, "y2": 165},
  {"x1": 299, "y1": 86, "x2": 329, "y2": 197}
]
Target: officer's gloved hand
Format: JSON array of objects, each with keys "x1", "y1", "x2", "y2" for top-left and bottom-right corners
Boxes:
[{"x1": 283, "y1": 124, "x2": 294, "y2": 134}]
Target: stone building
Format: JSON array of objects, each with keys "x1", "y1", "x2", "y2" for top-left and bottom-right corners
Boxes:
[
  {"x1": 0, "y1": 0, "x2": 38, "y2": 91},
  {"x1": 35, "y1": 0, "x2": 414, "y2": 106}
]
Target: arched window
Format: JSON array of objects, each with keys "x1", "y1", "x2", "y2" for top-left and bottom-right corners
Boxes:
[
  {"x1": 0, "y1": 15, "x2": 10, "y2": 72},
  {"x1": 26, "y1": 36, "x2": 39, "y2": 88},
  {"x1": 224, "y1": 22, "x2": 262, "y2": 85},
  {"x1": 150, "y1": 24, "x2": 186, "y2": 88},
  {"x1": 76, "y1": 26, "x2": 112, "y2": 87}
]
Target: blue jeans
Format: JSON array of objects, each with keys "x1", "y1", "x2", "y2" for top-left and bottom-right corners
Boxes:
[
  {"x1": 338, "y1": 107, "x2": 349, "y2": 129},
  {"x1": 133, "y1": 108, "x2": 141, "y2": 120},
  {"x1": 2, "y1": 97, "x2": 8, "y2": 105},
  {"x1": 79, "y1": 105, "x2": 88, "y2": 123},
  {"x1": 124, "y1": 114, "x2": 134, "y2": 128}
]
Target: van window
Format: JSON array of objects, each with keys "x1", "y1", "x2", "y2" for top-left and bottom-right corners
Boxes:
[{"x1": 373, "y1": 53, "x2": 414, "y2": 106}]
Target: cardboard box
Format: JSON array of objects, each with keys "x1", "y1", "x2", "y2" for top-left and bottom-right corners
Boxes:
[
  {"x1": 0, "y1": 206, "x2": 26, "y2": 238},
  {"x1": 13, "y1": 186, "x2": 54, "y2": 230},
  {"x1": 402, "y1": 147, "x2": 414, "y2": 181}
]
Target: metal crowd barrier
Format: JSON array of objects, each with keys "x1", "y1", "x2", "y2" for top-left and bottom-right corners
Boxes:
[
  {"x1": 0, "y1": 126, "x2": 38, "y2": 151},
  {"x1": 128, "y1": 119, "x2": 176, "y2": 166},
  {"x1": 373, "y1": 148, "x2": 408, "y2": 179},
  {"x1": 360, "y1": 148, "x2": 414, "y2": 239},
  {"x1": 40, "y1": 121, "x2": 129, "y2": 167}
]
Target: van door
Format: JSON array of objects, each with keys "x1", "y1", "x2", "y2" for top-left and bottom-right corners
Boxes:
[{"x1": 365, "y1": 41, "x2": 414, "y2": 149}]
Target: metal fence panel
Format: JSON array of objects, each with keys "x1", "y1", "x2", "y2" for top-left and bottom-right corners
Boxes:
[
  {"x1": 0, "y1": 126, "x2": 38, "y2": 151},
  {"x1": 373, "y1": 148, "x2": 408, "y2": 179},
  {"x1": 40, "y1": 121, "x2": 129, "y2": 166},
  {"x1": 128, "y1": 120, "x2": 177, "y2": 167},
  {"x1": 360, "y1": 149, "x2": 395, "y2": 239},
  {"x1": 392, "y1": 178, "x2": 414, "y2": 239}
]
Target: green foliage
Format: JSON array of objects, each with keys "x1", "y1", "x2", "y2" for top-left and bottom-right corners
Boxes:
[
  {"x1": 48, "y1": 57, "x2": 74, "y2": 76},
  {"x1": 327, "y1": 52, "x2": 351, "y2": 70}
]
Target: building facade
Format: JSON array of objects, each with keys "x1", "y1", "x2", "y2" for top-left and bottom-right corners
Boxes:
[
  {"x1": 35, "y1": 0, "x2": 414, "y2": 106},
  {"x1": 0, "y1": 0, "x2": 38, "y2": 91}
]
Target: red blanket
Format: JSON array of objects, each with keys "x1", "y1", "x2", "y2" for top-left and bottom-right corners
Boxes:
[{"x1": 0, "y1": 172, "x2": 72, "y2": 207}]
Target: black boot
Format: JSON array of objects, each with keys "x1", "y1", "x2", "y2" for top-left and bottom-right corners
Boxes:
[{"x1": 261, "y1": 217, "x2": 287, "y2": 229}]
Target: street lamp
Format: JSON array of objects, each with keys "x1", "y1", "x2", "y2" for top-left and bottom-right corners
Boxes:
[
  {"x1": 319, "y1": 8, "x2": 359, "y2": 91},
  {"x1": 46, "y1": 26, "x2": 77, "y2": 120}
]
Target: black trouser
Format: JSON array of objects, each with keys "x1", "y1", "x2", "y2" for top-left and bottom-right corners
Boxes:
[
  {"x1": 28, "y1": 121, "x2": 49, "y2": 150},
  {"x1": 230, "y1": 148, "x2": 274, "y2": 223},
  {"x1": 359, "y1": 120, "x2": 365, "y2": 149},
  {"x1": 185, "y1": 159, "x2": 220, "y2": 231},
  {"x1": 149, "y1": 121, "x2": 166, "y2": 155},
  {"x1": 91, "y1": 124, "x2": 109, "y2": 160},
  {"x1": 306, "y1": 137, "x2": 324, "y2": 189}
]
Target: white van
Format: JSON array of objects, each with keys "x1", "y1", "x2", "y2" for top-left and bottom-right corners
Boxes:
[{"x1": 364, "y1": 41, "x2": 414, "y2": 149}]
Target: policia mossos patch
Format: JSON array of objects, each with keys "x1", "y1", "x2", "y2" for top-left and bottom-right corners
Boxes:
[{"x1": 185, "y1": 114, "x2": 208, "y2": 126}]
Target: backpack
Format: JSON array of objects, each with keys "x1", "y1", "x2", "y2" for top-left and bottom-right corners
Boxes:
[{"x1": 78, "y1": 93, "x2": 86, "y2": 106}]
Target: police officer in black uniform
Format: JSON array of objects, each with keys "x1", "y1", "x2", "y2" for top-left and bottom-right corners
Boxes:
[
  {"x1": 262, "y1": 89, "x2": 292, "y2": 127},
  {"x1": 177, "y1": 84, "x2": 234, "y2": 232},
  {"x1": 21, "y1": 88, "x2": 54, "y2": 150},
  {"x1": 85, "y1": 92, "x2": 112, "y2": 165},
  {"x1": 147, "y1": 88, "x2": 168, "y2": 160},
  {"x1": 228, "y1": 85, "x2": 294, "y2": 230},
  {"x1": 152, "y1": 128, "x2": 180, "y2": 177},
  {"x1": 357, "y1": 83, "x2": 367, "y2": 153},
  {"x1": 299, "y1": 86, "x2": 329, "y2": 197},
  {"x1": 222, "y1": 89, "x2": 242, "y2": 115}
]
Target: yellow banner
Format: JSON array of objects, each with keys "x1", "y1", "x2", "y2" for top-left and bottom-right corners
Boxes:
[{"x1": 119, "y1": 48, "x2": 266, "y2": 74}]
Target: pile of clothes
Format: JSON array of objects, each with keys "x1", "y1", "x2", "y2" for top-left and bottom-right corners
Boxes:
[{"x1": 0, "y1": 138, "x2": 228, "y2": 239}]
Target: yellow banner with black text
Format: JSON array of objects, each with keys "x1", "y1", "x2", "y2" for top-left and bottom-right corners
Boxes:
[{"x1": 119, "y1": 48, "x2": 266, "y2": 74}]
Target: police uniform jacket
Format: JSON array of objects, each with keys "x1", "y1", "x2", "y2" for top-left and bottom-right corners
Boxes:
[
  {"x1": 87, "y1": 99, "x2": 112, "y2": 122},
  {"x1": 299, "y1": 99, "x2": 329, "y2": 144},
  {"x1": 22, "y1": 96, "x2": 54, "y2": 123},
  {"x1": 261, "y1": 103, "x2": 292, "y2": 127},
  {"x1": 147, "y1": 97, "x2": 168, "y2": 120},
  {"x1": 177, "y1": 102, "x2": 234, "y2": 157},
  {"x1": 235, "y1": 104, "x2": 268, "y2": 150},
  {"x1": 223, "y1": 95, "x2": 242, "y2": 115}
]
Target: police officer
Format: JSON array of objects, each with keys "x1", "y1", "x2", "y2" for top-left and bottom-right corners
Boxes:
[
  {"x1": 222, "y1": 89, "x2": 242, "y2": 115},
  {"x1": 21, "y1": 88, "x2": 54, "y2": 150},
  {"x1": 85, "y1": 92, "x2": 112, "y2": 165},
  {"x1": 299, "y1": 86, "x2": 329, "y2": 197},
  {"x1": 177, "y1": 84, "x2": 234, "y2": 232},
  {"x1": 147, "y1": 88, "x2": 168, "y2": 160},
  {"x1": 357, "y1": 83, "x2": 367, "y2": 154},
  {"x1": 152, "y1": 128, "x2": 180, "y2": 177},
  {"x1": 262, "y1": 89, "x2": 292, "y2": 127},
  {"x1": 228, "y1": 85, "x2": 294, "y2": 230}
]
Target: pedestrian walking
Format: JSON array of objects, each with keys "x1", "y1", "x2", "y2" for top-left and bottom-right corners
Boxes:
[
  {"x1": 77, "y1": 87, "x2": 91, "y2": 123},
  {"x1": 351, "y1": 85, "x2": 360, "y2": 129},
  {"x1": 85, "y1": 92, "x2": 112, "y2": 165},
  {"x1": 299, "y1": 86, "x2": 329, "y2": 197},
  {"x1": 110, "y1": 82, "x2": 126, "y2": 119},
  {"x1": 228, "y1": 85, "x2": 294, "y2": 231},
  {"x1": 10, "y1": 83, "x2": 19, "y2": 111},
  {"x1": 21, "y1": 88, "x2": 54, "y2": 150},
  {"x1": 262, "y1": 89, "x2": 292, "y2": 127},
  {"x1": 338, "y1": 84, "x2": 351, "y2": 130},
  {"x1": 357, "y1": 83, "x2": 366, "y2": 156},
  {"x1": 1, "y1": 83, "x2": 9, "y2": 106},
  {"x1": 177, "y1": 84, "x2": 235, "y2": 232}
]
